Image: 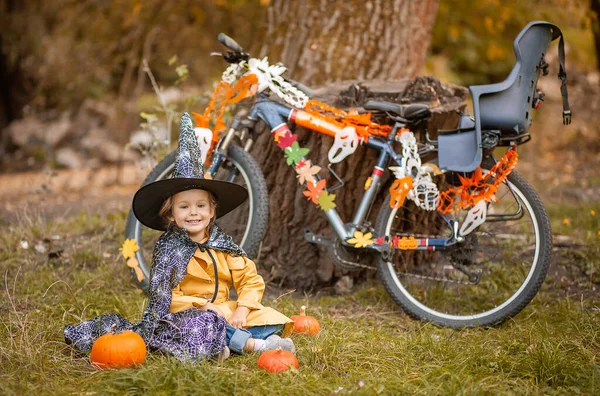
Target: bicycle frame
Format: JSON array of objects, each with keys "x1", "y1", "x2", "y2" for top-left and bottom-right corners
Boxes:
[{"x1": 208, "y1": 95, "x2": 458, "y2": 254}]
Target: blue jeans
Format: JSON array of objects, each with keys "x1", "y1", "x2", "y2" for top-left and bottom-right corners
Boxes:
[{"x1": 226, "y1": 324, "x2": 284, "y2": 354}]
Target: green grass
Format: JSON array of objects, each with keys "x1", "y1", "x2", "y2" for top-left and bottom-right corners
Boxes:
[{"x1": 1, "y1": 207, "x2": 599, "y2": 395}]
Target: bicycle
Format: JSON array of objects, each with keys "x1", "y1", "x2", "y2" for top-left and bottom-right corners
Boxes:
[{"x1": 124, "y1": 20, "x2": 571, "y2": 328}]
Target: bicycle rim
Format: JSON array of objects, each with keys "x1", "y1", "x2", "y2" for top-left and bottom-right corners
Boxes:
[{"x1": 379, "y1": 173, "x2": 547, "y2": 325}]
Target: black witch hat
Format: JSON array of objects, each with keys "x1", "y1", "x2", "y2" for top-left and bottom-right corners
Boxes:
[{"x1": 132, "y1": 113, "x2": 248, "y2": 231}]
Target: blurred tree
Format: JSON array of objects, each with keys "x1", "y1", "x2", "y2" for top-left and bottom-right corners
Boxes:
[
  {"x1": 590, "y1": 0, "x2": 600, "y2": 72},
  {"x1": 0, "y1": 0, "x2": 264, "y2": 128},
  {"x1": 431, "y1": 0, "x2": 593, "y2": 85}
]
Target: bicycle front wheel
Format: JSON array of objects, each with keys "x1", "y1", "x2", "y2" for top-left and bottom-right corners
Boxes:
[
  {"x1": 125, "y1": 143, "x2": 269, "y2": 291},
  {"x1": 375, "y1": 166, "x2": 552, "y2": 328}
]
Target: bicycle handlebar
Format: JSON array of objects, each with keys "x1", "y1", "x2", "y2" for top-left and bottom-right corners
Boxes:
[
  {"x1": 216, "y1": 33, "x2": 312, "y2": 98},
  {"x1": 217, "y1": 33, "x2": 244, "y2": 53},
  {"x1": 285, "y1": 78, "x2": 313, "y2": 98}
]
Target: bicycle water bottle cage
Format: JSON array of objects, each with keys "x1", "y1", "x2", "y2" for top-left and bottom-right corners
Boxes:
[{"x1": 438, "y1": 21, "x2": 571, "y2": 172}]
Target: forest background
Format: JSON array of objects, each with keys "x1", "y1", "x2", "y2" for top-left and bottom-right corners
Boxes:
[
  {"x1": 1, "y1": 1, "x2": 600, "y2": 394},
  {"x1": 1, "y1": 0, "x2": 599, "y2": 289}
]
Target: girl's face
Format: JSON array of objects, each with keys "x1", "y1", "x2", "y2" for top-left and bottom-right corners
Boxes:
[{"x1": 169, "y1": 189, "x2": 215, "y2": 242}]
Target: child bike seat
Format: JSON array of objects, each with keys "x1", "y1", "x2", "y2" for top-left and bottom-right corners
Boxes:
[
  {"x1": 438, "y1": 21, "x2": 570, "y2": 172},
  {"x1": 364, "y1": 101, "x2": 431, "y2": 120}
]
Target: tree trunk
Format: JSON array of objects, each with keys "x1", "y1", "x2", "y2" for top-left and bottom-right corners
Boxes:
[
  {"x1": 241, "y1": 0, "x2": 464, "y2": 292},
  {"x1": 256, "y1": 0, "x2": 439, "y2": 85}
]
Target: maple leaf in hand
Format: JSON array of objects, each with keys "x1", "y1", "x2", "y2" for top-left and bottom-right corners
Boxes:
[
  {"x1": 285, "y1": 141, "x2": 310, "y2": 165},
  {"x1": 295, "y1": 160, "x2": 321, "y2": 185},
  {"x1": 317, "y1": 190, "x2": 336, "y2": 211},
  {"x1": 303, "y1": 179, "x2": 326, "y2": 204},
  {"x1": 277, "y1": 131, "x2": 297, "y2": 149},
  {"x1": 120, "y1": 239, "x2": 140, "y2": 259},
  {"x1": 346, "y1": 231, "x2": 374, "y2": 248}
]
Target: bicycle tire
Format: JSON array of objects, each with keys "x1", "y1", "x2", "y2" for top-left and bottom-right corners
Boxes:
[
  {"x1": 124, "y1": 143, "x2": 269, "y2": 291},
  {"x1": 375, "y1": 165, "x2": 552, "y2": 328}
]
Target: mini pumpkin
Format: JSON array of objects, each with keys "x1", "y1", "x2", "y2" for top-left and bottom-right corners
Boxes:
[
  {"x1": 90, "y1": 325, "x2": 146, "y2": 369},
  {"x1": 257, "y1": 349, "x2": 299, "y2": 373},
  {"x1": 290, "y1": 305, "x2": 321, "y2": 335}
]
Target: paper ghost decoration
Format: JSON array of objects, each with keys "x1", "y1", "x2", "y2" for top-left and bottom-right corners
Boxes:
[
  {"x1": 328, "y1": 126, "x2": 359, "y2": 163},
  {"x1": 459, "y1": 200, "x2": 487, "y2": 236},
  {"x1": 194, "y1": 127, "x2": 213, "y2": 164}
]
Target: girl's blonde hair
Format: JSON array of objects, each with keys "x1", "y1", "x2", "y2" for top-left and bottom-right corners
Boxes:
[{"x1": 159, "y1": 189, "x2": 218, "y2": 231}]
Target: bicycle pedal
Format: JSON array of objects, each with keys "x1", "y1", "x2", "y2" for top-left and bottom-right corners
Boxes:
[{"x1": 304, "y1": 228, "x2": 333, "y2": 247}]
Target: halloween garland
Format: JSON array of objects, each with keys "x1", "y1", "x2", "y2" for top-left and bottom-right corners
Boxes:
[{"x1": 124, "y1": 56, "x2": 521, "y2": 263}]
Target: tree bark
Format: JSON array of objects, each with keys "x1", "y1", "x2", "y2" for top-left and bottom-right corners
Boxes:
[
  {"x1": 256, "y1": 0, "x2": 439, "y2": 85},
  {"x1": 245, "y1": 0, "x2": 453, "y2": 292}
]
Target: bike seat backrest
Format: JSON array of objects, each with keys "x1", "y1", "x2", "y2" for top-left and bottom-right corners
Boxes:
[
  {"x1": 470, "y1": 21, "x2": 559, "y2": 136},
  {"x1": 439, "y1": 21, "x2": 563, "y2": 173},
  {"x1": 364, "y1": 101, "x2": 431, "y2": 120}
]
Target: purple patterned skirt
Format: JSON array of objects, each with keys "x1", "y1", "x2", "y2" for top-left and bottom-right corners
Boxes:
[{"x1": 64, "y1": 308, "x2": 227, "y2": 362}]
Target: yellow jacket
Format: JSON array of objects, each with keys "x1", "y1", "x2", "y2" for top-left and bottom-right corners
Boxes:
[{"x1": 169, "y1": 247, "x2": 293, "y2": 337}]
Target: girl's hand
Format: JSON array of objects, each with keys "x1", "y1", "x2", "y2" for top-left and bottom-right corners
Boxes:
[
  {"x1": 202, "y1": 302, "x2": 224, "y2": 317},
  {"x1": 229, "y1": 306, "x2": 250, "y2": 328}
]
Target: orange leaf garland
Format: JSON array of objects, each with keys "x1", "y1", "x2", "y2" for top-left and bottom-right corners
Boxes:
[
  {"x1": 195, "y1": 74, "x2": 259, "y2": 135},
  {"x1": 438, "y1": 149, "x2": 518, "y2": 214}
]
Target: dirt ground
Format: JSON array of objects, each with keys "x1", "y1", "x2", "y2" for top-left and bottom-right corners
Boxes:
[{"x1": 0, "y1": 164, "x2": 145, "y2": 224}]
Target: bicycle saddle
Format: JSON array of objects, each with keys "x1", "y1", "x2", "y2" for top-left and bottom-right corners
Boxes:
[{"x1": 364, "y1": 101, "x2": 431, "y2": 120}]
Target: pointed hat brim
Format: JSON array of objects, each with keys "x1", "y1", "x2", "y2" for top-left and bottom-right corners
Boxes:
[{"x1": 132, "y1": 177, "x2": 249, "y2": 231}]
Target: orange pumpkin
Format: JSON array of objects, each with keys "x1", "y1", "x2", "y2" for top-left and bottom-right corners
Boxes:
[
  {"x1": 257, "y1": 349, "x2": 299, "y2": 373},
  {"x1": 90, "y1": 326, "x2": 146, "y2": 369},
  {"x1": 290, "y1": 305, "x2": 321, "y2": 335}
]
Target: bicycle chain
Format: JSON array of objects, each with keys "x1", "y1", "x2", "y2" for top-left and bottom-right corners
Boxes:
[
  {"x1": 396, "y1": 271, "x2": 475, "y2": 285},
  {"x1": 331, "y1": 239, "x2": 377, "y2": 270}
]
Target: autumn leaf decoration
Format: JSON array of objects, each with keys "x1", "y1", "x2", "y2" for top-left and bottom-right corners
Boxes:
[
  {"x1": 285, "y1": 141, "x2": 310, "y2": 165},
  {"x1": 317, "y1": 190, "x2": 336, "y2": 211},
  {"x1": 347, "y1": 231, "x2": 374, "y2": 248},
  {"x1": 120, "y1": 239, "x2": 140, "y2": 259},
  {"x1": 274, "y1": 128, "x2": 337, "y2": 212},
  {"x1": 303, "y1": 179, "x2": 326, "y2": 204},
  {"x1": 296, "y1": 160, "x2": 321, "y2": 184},
  {"x1": 277, "y1": 131, "x2": 298, "y2": 149},
  {"x1": 121, "y1": 239, "x2": 144, "y2": 282}
]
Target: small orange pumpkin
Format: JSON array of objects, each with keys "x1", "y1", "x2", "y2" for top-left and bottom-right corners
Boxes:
[
  {"x1": 290, "y1": 305, "x2": 321, "y2": 335},
  {"x1": 90, "y1": 325, "x2": 146, "y2": 369},
  {"x1": 257, "y1": 349, "x2": 299, "y2": 373}
]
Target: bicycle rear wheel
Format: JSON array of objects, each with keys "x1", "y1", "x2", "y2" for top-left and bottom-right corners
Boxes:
[
  {"x1": 125, "y1": 143, "x2": 269, "y2": 291},
  {"x1": 375, "y1": 166, "x2": 552, "y2": 328}
]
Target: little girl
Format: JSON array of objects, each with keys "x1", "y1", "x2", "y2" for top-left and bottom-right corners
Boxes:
[{"x1": 64, "y1": 113, "x2": 294, "y2": 361}]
